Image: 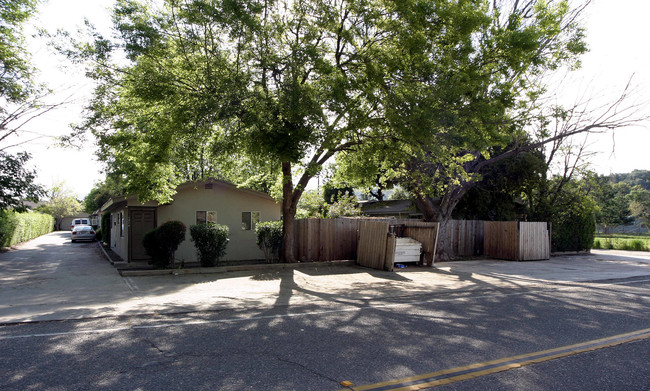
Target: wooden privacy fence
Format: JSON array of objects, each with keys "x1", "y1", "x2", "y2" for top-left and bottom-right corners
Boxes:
[
  {"x1": 356, "y1": 221, "x2": 391, "y2": 270},
  {"x1": 437, "y1": 220, "x2": 484, "y2": 258},
  {"x1": 294, "y1": 218, "x2": 359, "y2": 262},
  {"x1": 484, "y1": 221, "x2": 551, "y2": 261},
  {"x1": 294, "y1": 218, "x2": 439, "y2": 270},
  {"x1": 294, "y1": 218, "x2": 549, "y2": 266}
]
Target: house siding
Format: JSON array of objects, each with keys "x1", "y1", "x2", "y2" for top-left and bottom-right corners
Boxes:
[
  {"x1": 156, "y1": 182, "x2": 280, "y2": 262},
  {"x1": 110, "y1": 207, "x2": 128, "y2": 262},
  {"x1": 102, "y1": 180, "x2": 281, "y2": 263}
]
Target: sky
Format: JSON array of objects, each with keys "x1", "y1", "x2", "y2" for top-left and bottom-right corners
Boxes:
[{"x1": 12, "y1": 0, "x2": 650, "y2": 199}]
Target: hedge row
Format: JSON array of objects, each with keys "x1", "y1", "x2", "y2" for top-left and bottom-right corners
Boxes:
[{"x1": 0, "y1": 211, "x2": 54, "y2": 247}]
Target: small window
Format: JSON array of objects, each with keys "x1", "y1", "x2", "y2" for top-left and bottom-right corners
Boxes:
[
  {"x1": 119, "y1": 213, "x2": 124, "y2": 237},
  {"x1": 196, "y1": 211, "x2": 206, "y2": 224},
  {"x1": 196, "y1": 211, "x2": 217, "y2": 224},
  {"x1": 207, "y1": 211, "x2": 217, "y2": 223},
  {"x1": 242, "y1": 211, "x2": 260, "y2": 231}
]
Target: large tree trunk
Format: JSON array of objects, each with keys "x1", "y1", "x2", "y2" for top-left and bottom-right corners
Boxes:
[
  {"x1": 280, "y1": 162, "x2": 297, "y2": 263},
  {"x1": 413, "y1": 182, "x2": 474, "y2": 261},
  {"x1": 281, "y1": 205, "x2": 297, "y2": 263}
]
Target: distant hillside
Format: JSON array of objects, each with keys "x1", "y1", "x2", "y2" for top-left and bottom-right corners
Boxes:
[{"x1": 609, "y1": 170, "x2": 650, "y2": 191}]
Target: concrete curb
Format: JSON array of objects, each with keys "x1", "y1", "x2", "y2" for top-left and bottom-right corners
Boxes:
[
  {"x1": 96, "y1": 241, "x2": 118, "y2": 265},
  {"x1": 118, "y1": 259, "x2": 357, "y2": 277},
  {"x1": 551, "y1": 251, "x2": 591, "y2": 256}
]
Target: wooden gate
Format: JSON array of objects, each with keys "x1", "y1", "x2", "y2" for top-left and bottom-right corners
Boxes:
[
  {"x1": 484, "y1": 221, "x2": 550, "y2": 261},
  {"x1": 294, "y1": 218, "x2": 359, "y2": 262},
  {"x1": 357, "y1": 221, "x2": 390, "y2": 270}
]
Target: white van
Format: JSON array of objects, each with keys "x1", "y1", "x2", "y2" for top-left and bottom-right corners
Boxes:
[{"x1": 71, "y1": 218, "x2": 91, "y2": 230}]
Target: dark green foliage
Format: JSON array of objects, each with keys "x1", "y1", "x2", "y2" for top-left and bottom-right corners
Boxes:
[
  {"x1": 83, "y1": 177, "x2": 125, "y2": 213},
  {"x1": 143, "y1": 220, "x2": 186, "y2": 268},
  {"x1": 325, "y1": 193, "x2": 361, "y2": 218},
  {"x1": 189, "y1": 223, "x2": 229, "y2": 267},
  {"x1": 255, "y1": 221, "x2": 283, "y2": 263},
  {"x1": 609, "y1": 170, "x2": 650, "y2": 191},
  {"x1": 100, "y1": 212, "x2": 111, "y2": 244},
  {"x1": 73, "y1": 0, "x2": 596, "y2": 262},
  {"x1": 454, "y1": 149, "x2": 546, "y2": 221},
  {"x1": 589, "y1": 176, "x2": 633, "y2": 230},
  {"x1": 551, "y1": 195, "x2": 596, "y2": 252},
  {"x1": 142, "y1": 229, "x2": 164, "y2": 266},
  {"x1": 0, "y1": 151, "x2": 43, "y2": 211},
  {"x1": 323, "y1": 183, "x2": 355, "y2": 205},
  {"x1": 0, "y1": 210, "x2": 53, "y2": 247},
  {"x1": 0, "y1": 0, "x2": 38, "y2": 103}
]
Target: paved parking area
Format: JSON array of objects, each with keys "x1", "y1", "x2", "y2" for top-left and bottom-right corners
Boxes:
[
  {"x1": 435, "y1": 249, "x2": 650, "y2": 284},
  {"x1": 1, "y1": 232, "x2": 649, "y2": 324}
]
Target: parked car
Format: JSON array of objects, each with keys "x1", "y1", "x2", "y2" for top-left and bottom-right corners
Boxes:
[
  {"x1": 71, "y1": 217, "x2": 91, "y2": 230},
  {"x1": 71, "y1": 225, "x2": 96, "y2": 242}
]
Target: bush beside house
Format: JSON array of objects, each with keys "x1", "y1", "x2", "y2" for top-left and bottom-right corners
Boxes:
[
  {"x1": 0, "y1": 211, "x2": 54, "y2": 247},
  {"x1": 190, "y1": 223, "x2": 230, "y2": 267},
  {"x1": 100, "y1": 212, "x2": 111, "y2": 244},
  {"x1": 256, "y1": 221, "x2": 283, "y2": 263},
  {"x1": 142, "y1": 220, "x2": 186, "y2": 268}
]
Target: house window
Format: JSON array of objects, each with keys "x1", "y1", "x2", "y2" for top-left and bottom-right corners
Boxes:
[
  {"x1": 196, "y1": 211, "x2": 217, "y2": 224},
  {"x1": 242, "y1": 211, "x2": 260, "y2": 231},
  {"x1": 119, "y1": 212, "x2": 124, "y2": 237}
]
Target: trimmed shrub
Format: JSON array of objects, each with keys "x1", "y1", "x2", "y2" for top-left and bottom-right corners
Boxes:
[
  {"x1": 190, "y1": 223, "x2": 230, "y2": 267},
  {"x1": 255, "y1": 220, "x2": 283, "y2": 263},
  {"x1": 143, "y1": 220, "x2": 186, "y2": 268},
  {"x1": 0, "y1": 211, "x2": 54, "y2": 247},
  {"x1": 628, "y1": 239, "x2": 647, "y2": 251},
  {"x1": 101, "y1": 212, "x2": 111, "y2": 245},
  {"x1": 552, "y1": 196, "x2": 596, "y2": 252}
]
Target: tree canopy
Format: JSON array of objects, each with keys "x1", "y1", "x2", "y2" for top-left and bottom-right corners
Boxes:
[
  {"x1": 0, "y1": 150, "x2": 42, "y2": 210},
  {"x1": 0, "y1": 0, "x2": 46, "y2": 211},
  {"x1": 71, "y1": 0, "x2": 642, "y2": 260},
  {"x1": 37, "y1": 182, "x2": 82, "y2": 230},
  {"x1": 0, "y1": 0, "x2": 38, "y2": 103}
]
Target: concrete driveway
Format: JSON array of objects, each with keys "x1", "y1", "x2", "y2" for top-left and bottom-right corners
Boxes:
[{"x1": 2, "y1": 232, "x2": 649, "y2": 324}]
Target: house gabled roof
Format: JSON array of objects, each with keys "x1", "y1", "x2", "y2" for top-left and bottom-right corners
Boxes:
[
  {"x1": 176, "y1": 178, "x2": 277, "y2": 202},
  {"x1": 99, "y1": 178, "x2": 277, "y2": 213}
]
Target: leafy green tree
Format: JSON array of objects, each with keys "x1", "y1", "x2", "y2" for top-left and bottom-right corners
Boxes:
[
  {"x1": 323, "y1": 183, "x2": 354, "y2": 205},
  {"x1": 0, "y1": 0, "x2": 48, "y2": 212},
  {"x1": 0, "y1": 0, "x2": 38, "y2": 103},
  {"x1": 69, "y1": 0, "x2": 641, "y2": 262},
  {"x1": 325, "y1": 193, "x2": 361, "y2": 218},
  {"x1": 0, "y1": 150, "x2": 42, "y2": 210},
  {"x1": 387, "y1": 186, "x2": 411, "y2": 201},
  {"x1": 610, "y1": 170, "x2": 650, "y2": 191},
  {"x1": 590, "y1": 177, "x2": 632, "y2": 233},
  {"x1": 83, "y1": 176, "x2": 125, "y2": 213},
  {"x1": 37, "y1": 182, "x2": 82, "y2": 230},
  {"x1": 549, "y1": 185, "x2": 597, "y2": 252},
  {"x1": 453, "y1": 148, "x2": 547, "y2": 221},
  {"x1": 73, "y1": 0, "x2": 385, "y2": 262},
  {"x1": 331, "y1": 144, "x2": 399, "y2": 201},
  {"x1": 629, "y1": 187, "x2": 650, "y2": 228},
  {"x1": 358, "y1": 0, "x2": 636, "y2": 228},
  {"x1": 296, "y1": 189, "x2": 325, "y2": 219}
]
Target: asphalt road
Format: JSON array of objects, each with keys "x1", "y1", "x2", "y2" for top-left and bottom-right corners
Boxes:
[
  {"x1": 0, "y1": 233, "x2": 648, "y2": 390},
  {"x1": 1, "y1": 277, "x2": 648, "y2": 390}
]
